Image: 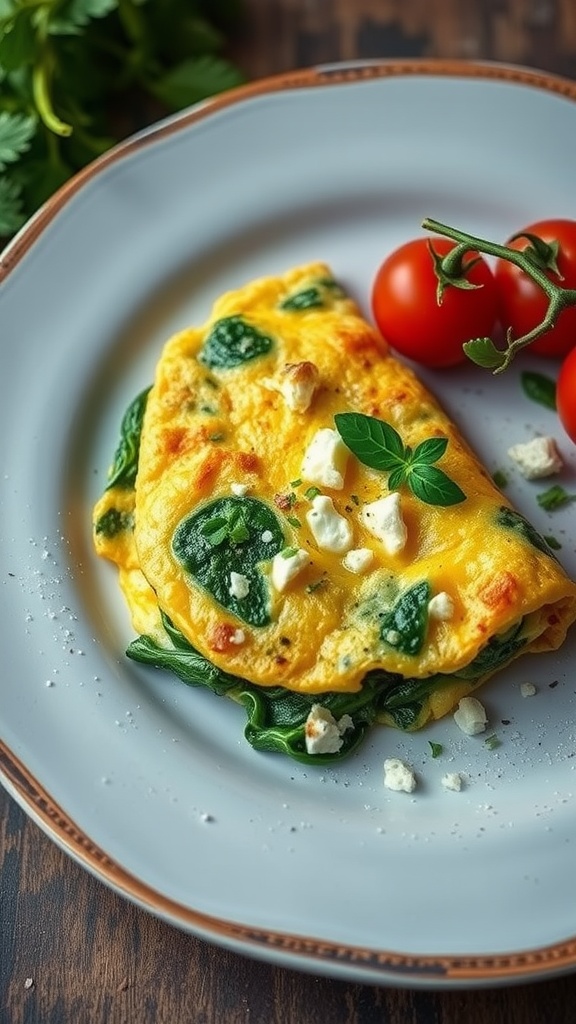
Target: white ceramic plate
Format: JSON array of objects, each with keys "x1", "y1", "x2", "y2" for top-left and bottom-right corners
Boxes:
[{"x1": 2, "y1": 59, "x2": 576, "y2": 990}]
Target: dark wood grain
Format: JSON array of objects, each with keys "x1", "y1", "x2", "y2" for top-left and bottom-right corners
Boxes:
[{"x1": 3, "y1": 2, "x2": 576, "y2": 1022}]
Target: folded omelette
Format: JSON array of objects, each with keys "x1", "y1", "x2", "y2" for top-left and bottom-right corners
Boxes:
[{"x1": 93, "y1": 262, "x2": 576, "y2": 763}]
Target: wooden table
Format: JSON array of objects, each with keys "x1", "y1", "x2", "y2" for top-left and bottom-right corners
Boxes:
[{"x1": 3, "y1": 2, "x2": 576, "y2": 1021}]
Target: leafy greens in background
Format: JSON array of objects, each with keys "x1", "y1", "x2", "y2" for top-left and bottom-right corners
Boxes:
[{"x1": 0, "y1": 0, "x2": 246, "y2": 238}]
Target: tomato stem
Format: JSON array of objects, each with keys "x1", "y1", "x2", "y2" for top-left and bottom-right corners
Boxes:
[{"x1": 422, "y1": 217, "x2": 576, "y2": 372}]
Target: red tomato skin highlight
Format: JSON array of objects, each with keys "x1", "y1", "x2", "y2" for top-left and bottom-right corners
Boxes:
[
  {"x1": 371, "y1": 238, "x2": 499, "y2": 368},
  {"x1": 557, "y1": 345, "x2": 576, "y2": 443},
  {"x1": 495, "y1": 219, "x2": 576, "y2": 359}
]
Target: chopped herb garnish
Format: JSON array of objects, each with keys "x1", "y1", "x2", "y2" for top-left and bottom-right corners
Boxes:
[
  {"x1": 537, "y1": 484, "x2": 576, "y2": 511},
  {"x1": 484, "y1": 734, "x2": 500, "y2": 750},
  {"x1": 492, "y1": 469, "x2": 508, "y2": 488},
  {"x1": 304, "y1": 486, "x2": 321, "y2": 500},
  {"x1": 286, "y1": 515, "x2": 302, "y2": 529},
  {"x1": 280, "y1": 546, "x2": 299, "y2": 559},
  {"x1": 209, "y1": 432, "x2": 225, "y2": 442},
  {"x1": 334, "y1": 412, "x2": 466, "y2": 507},
  {"x1": 290, "y1": 478, "x2": 302, "y2": 487},
  {"x1": 520, "y1": 371, "x2": 557, "y2": 410},
  {"x1": 306, "y1": 580, "x2": 326, "y2": 594},
  {"x1": 544, "y1": 535, "x2": 562, "y2": 550},
  {"x1": 350, "y1": 494, "x2": 360, "y2": 505},
  {"x1": 428, "y1": 741, "x2": 443, "y2": 758}
]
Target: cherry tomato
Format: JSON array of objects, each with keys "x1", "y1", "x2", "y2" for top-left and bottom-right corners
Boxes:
[
  {"x1": 371, "y1": 237, "x2": 499, "y2": 368},
  {"x1": 557, "y1": 345, "x2": 576, "y2": 442},
  {"x1": 494, "y1": 218, "x2": 576, "y2": 358}
]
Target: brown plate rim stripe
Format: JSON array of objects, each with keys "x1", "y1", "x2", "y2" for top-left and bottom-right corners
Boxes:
[
  {"x1": 3, "y1": 734, "x2": 576, "y2": 985},
  {"x1": 2, "y1": 58, "x2": 576, "y2": 282},
  {"x1": 3, "y1": 57, "x2": 576, "y2": 985}
]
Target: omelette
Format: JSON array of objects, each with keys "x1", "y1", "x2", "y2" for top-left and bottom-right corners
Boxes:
[{"x1": 93, "y1": 262, "x2": 576, "y2": 763}]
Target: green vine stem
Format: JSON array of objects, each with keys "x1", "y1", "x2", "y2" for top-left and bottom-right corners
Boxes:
[{"x1": 422, "y1": 216, "x2": 576, "y2": 373}]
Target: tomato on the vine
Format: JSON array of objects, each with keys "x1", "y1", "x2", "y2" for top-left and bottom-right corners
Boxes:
[
  {"x1": 371, "y1": 237, "x2": 499, "y2": 368},
  {"x1": 494, "y1": 218, "x2": 576, "y2": 358},
  {"x1": 557, "y1": 345, "x2": 576, "y2": 442}
]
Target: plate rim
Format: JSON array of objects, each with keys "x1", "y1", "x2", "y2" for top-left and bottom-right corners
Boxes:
[{"x1": 3, "y1": 56, "x2": 576, "y2": 989}]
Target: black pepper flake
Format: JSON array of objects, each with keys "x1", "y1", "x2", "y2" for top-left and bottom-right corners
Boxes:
[
  {"x1": 549, "y1": 680, "x2": 559, "y2": 688},
  {"x1": 279, "y1": 636, "x2": 291, "y2": 646}
]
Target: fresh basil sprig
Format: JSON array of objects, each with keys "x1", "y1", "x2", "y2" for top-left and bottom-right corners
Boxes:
[{"x1": 334, "y1": 412, "x2": 466, "y2": 507}]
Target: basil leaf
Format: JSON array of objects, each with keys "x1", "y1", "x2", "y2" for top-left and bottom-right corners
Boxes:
[
  {"x1": 411, "y1": 436, "x2": 448, "y2": 464},
  {"x1": 106, "y1": 387, "x2": 150, "y2": 490},
  {"x1": 172, "y1": 496, "x2": 284, "y2": 626},
  {"x1": 334, "y1": 412, "x2": 406, "y2": 471},
  {"x1": 199, "y1": 316, "x2": 273, "y2": 369},
  {"x1": 381, "y1": 580, "x2": 431, "y2": 656},
  {"x1": 408, "y1": 464, "x2": 466, "y2": 506},
  {"x1": 521, "y1": 371, "x2": 557, "y2": 410}
]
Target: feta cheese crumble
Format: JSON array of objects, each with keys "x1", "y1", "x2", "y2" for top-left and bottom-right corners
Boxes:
[
  {"x1": 507, "y1": 436, "x2": 563, "y2": 479},
  {"x1": 304, "y1": 704, "x2": 353, "y2": 755},
  {"x1": 229, "y1": 628, "x2": 245, "y2": 645},
  {"x1": 271, "y1": 548, "x2": 309, "y2": 592},
  {"x1": 264, "y1": 361, "x2": 320, "y2": 413},
  {"x1": 428, "y1": 591, "x2": 454, "y2": 621},
  {"x1": 306, "y1": 494, "x2": 353, "y2": 553},
  {"x1": 301, "y1": 428, "x2": 349, "y2": 490},
  {"x1": 261, "y1": 530, "x2": 274, "y2": 543},
  {"x1": 228, "y1": 571, "x2": 250, "y2": 600},
  {"x1": 230, "y1": 481, "x2": 250, "y2": 496},
  {"x1": 520, "y1": 682, "x2": 537, "y2": 697},
  {"x1": 383, "y1": 757, "x2": 416, "y2": 793},
  {"x1": 342, "y1": 547, "x2": 374, "y2": 574},
  {"x1": 358, "y1": 492, "x2": 407, "y2": 555},
  {"x1": 441, "y1": 772, "x2": 463, "y2": 792},
  {"x1": 453, "y1": 696, "x2": 488, "y2": 735}
]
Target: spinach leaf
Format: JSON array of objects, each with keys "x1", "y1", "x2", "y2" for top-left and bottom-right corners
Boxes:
[
  {"x1": 280, "y1": 277, "x2": 344, "y2": 311},
  {"x1": 495, "y1": 505, "x2": 558, "y2": 559},
  {"x1": 380, "y1": 580, "x2": 431, "y2": 656},
  {"x1": 199, "y1": 316, "x2": 273, "y2": 368},
  {"x1": 455, "y1": 620, "x2": 527, "y2": 679},
  {"x1": 127, "y1": 615, "x2": 374, "y2": 764},
  {"x1": 172, "y1": 496, "x2": 284, "y2": 626},
  {"x1": 106, "y1": 387, "x2": 150, "y2": 490},
  {"x1": 94, "y1": 507, "x2": 133, "y2": 538},
  {"x1": 126, "y1": 611, "x2": 526, "y2": 762}
]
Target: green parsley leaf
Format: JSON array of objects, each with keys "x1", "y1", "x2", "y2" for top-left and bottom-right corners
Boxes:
[
  {"x1": 428, "y1": 741, "x2": 443, "y2": 758},
  {"x1": 150, "y1": 54, "x2": 244, "y2": 111},
  {"x1": 0, "y1": 175, "x2": 26, "y2": 234},
  {"x1": 521, "y1": 371, "x2": 557, "y2": 410},
  {"x1": 0, "y1": 112, "x2": 37, "y2": 171}
]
